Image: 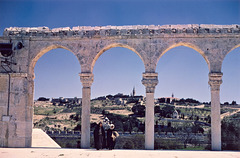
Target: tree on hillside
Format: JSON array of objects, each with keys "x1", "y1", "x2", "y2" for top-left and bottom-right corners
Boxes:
[
  {"x1": 123, "y1": 120, "x2": 133, "y2": 134},
  {"x1": 179, "y1": 122, "x2": 194, "y2": 148},
  {"x1": 154, "y1": 106, "x2": 161, "y2": 114},
  {"x1": 74, "y1": 123, "x2": 81, "y2": 131},
  {"x1": 162, "y1": 105, "x2": 175, "y2": 118},
  {"x1": 231, "y1": 101, "x2": 237, "y2": 105},
  {"x1": 224, "y1": 102, "x2": 229, "y2": 105},
  {"x1": 222, "y1": 117, "x2": 240, "y2": 150},
  {"x1": 158, "y1": 98, "x2": 166, "y2": 103},
  {"x1": 132, "y1": 105, "x2": 145, "y2": 117}
]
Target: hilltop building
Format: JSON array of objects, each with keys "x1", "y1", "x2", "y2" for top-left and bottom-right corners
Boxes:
[
  {"x1": 130, "y1": 86, "x2": 136, "y2": 97},
  {"x1": 93, "y1": 87, "x2": 144, "y2": 105},
  {"x1": 157, "y1": 93, "x2": 180, "y2": 104},
  {"x1": 172, "y1": 109, "x2": 179, "y2": 119}
]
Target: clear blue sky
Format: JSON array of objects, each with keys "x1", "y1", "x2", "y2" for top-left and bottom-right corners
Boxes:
[{"x1": 0, "y1": 0, "x2": 239, "y2": 103}]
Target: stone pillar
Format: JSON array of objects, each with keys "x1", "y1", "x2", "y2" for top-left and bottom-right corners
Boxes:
[
  {"x1": 209, "y1": 72, "x2": 223, "y2": 151},
  {"x1": 28, "y1": 73, "x2": 35, "y2": 147},
  {"x1": 0, "y1": 73, "x2": 32, "y2": 147},
  {"x1": 142, "y1": 72, "x2": 158, "y2": 150},
  {"x1": 79, "y1": 73, "x2": 93, "y2": 149}
]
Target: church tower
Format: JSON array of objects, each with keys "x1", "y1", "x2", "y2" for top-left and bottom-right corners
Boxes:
[
  {"x1": 133, "y1": 86, "x2": 136, "y2": 97},
  {"x1": 131, "y1": 86, "x2": 136, "y2": 97}
]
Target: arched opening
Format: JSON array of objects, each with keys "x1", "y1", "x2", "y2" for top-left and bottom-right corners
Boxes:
[
  {"x1": 32, "y1": 48, "x2": 82, "y2": 148},
  {"x1": 157, "y1": 42, "x2": 210, "y2": 71},
  {"x1": 221, "y1": 46, "x2": 240, "y2": 104},
  {"x1": 221, "y1": 46, "x2": 240, "y2": 150},
  {"x1": 155, "y1": 46, "x2": 210, "y2": 150},
  {"x1": 91, "y1": 43, "x2": 145, "y2": 72},
  {"x1": 92, "y1": 46, "x2": 145, "y2": 149}
]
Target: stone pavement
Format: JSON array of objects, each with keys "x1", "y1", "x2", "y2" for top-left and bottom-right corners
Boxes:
[
  {"x1": 32, "y1": 129, "x2": 61, "y2": 148},
  {"x1": 0, "y1": 148, "x2": 240, "y2": 158}
]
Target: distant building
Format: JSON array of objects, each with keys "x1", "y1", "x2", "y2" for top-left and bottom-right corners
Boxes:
[
  {"x1": 130, "y1": 86, "x2": 136, "y2": 97},
  {"x1": 157, "y1": 93, "x2": 180, "y2": 104},
  {"x1": 172, "y1": 110, "x2": 179, "y2": 119},
  {"x1": 93, "y1": 87, "x2": 144, "y2": 105},
  {"x1": 115, "y1": 98, "x2": 127, "y2": 105},
  {"x1": 158, "y1": 97, "x2": 180, "y2": 104}
]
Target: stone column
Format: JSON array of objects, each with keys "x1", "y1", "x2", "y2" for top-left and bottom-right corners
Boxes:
[
  {"x1": 27, "y1": 73, "x2": 35, "y2": 147},
  {"x1": 209, "y1": 72, "x2": 223, "y2": 151},
  {"x1": 142, "y1": 72, "x2": 158, "y2": 150},
  {"x1": 79, "y1": 73, "x2": 93, "y2": 149}
]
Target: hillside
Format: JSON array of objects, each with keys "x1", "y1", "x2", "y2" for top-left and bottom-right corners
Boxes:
[
  {"x1": 33, "y1": 97, "x2": 240, "y2": 133},
  {"x1": 33, "y1": 99, "x2": 134, "y2": 132}
]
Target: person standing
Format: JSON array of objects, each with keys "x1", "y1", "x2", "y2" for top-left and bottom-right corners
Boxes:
[
  {"x1": 107, "y1": 124, "x2": 119, "y2": 150},
  {"x1": 94, "y1": 122, "x2": 106, "y2": 150}
]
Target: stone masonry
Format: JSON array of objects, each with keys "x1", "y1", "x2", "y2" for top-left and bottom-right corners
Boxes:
[{"x1": 0, "y1": 24, "x2": 239, "y2": 150}]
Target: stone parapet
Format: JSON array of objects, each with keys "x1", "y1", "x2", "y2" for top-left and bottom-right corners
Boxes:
[{"x1": 3, "y1": 24, "x2": 240, "y2": 38}]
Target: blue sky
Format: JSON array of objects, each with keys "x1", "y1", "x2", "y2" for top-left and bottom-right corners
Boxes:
[{"x1": 0, "y1": 0, "x2": 239, "y2": 103}]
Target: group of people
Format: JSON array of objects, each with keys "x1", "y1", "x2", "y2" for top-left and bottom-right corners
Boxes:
[{"x1": 93, "y1": 122, "x2": 119, "y2": 150}]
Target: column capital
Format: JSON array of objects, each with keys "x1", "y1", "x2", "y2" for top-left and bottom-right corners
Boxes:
[
  {"x1": 208, "y1": 72, "x2": 223, "y2": 91},
  {"x1": 79, "y1": 73, "x2": 94, "y2": 88},
  {"x1": 142, "y1": 72, "x2": 158, "y2": 93}
]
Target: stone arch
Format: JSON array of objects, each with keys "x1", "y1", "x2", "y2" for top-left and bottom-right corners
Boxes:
[
  {"x1": 91, "y1": 43, "x2": 145, "y2": 72},
  {"x1": 221, "y1": 44, "x2": 240, "y2": 103},
  {"x1": 219, "y1": 43, "x2": 240, "y2": 73},
  {"x1": 227, "y1": 43, "x2": 240, "y2": 53},
  {"x1": 225, "y1": 43, "x2": 240, "y2": 60},
  {"x1": 157, "y1": 42, "x2": 210, "y2": 71},
  {"x1": 29, "y1": 44, "x2": 80, "y2": 78}
]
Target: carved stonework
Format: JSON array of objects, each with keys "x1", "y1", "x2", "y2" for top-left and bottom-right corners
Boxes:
[
  {"x1": 208, "y1": 72, "x2": 223, "y2": 91},
  {"x1": 142, "y1": 72, "x2": 158, "y2": 93},
  {"x1": 79, "y1": 73, "x2": 94, "y2": 88}
]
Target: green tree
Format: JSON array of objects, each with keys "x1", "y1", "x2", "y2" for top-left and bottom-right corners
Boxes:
[
  {"x1": 132, "y1": 105, "x2": 145, "y2": 117},
  {"x1": 162, "y1": 105, "x2": 175, "y2": 118},
  {"x1": 222, "y1": 117, "x2": 240, "y2": 150},
  {"x1": 231, "y1": 101, "x2": 237, "y2": 105},
  {"x1": 74, "y1": 123, "x2": 81, "y2": 131},
  {"x1": 179, "y1": 122, "x2": 193, "y2": 148}
]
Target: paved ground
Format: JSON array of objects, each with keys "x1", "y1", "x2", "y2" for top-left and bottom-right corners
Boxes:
[
  {"x1": 0, "y1": 148, "x2": 240, "y2": 158},
  {"x1": 32, "y1": 129, "x2": 61, "y2": 148},
  {"x1": 1, "y1": 129, "x2": 239, "y2": 158}
]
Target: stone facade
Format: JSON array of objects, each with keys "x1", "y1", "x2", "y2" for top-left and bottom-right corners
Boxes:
[{"x1": 0, "y1": 24, "x2": 239, "y2": 150}]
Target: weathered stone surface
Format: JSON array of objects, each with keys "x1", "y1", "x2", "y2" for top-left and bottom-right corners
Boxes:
[
  {"x1": 0, "y1": 76, "x2": 7, "y2": 92},
  {"x1": 3, "y1": 24, "x2": 240, "y2": 38},
  {"x1": 0, "y1": 24, "x2": 239, "y2": 150}
]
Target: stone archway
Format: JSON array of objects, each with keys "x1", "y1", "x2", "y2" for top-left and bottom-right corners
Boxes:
[
  {"x1": 221, "y1": 45, "x2": 240, "y2": 103},
  {"x1": 29, "y1": 43, "x2": 81, "y2": 78},
  {"x1": 157, "y1": 42, "x2": 210, "y2": 71},
  {"x1": 0, "y1": 24, "x2": 240, "y2": 150},
  {"x1": 81, "y1": 43, "x2": 147, "y2": 148},
  {"x1": 29, "y1": 44, "x2": 82, "y2": 147},
  {"x1": 156, "y1": 45, "x2": 209, "y2": 98},
  {"x1": 155, "y1": 44, "x2": 210, "y2": 147},
  {"x1": 91, "y1": 43, "x2": 146, "y2": 73}
]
